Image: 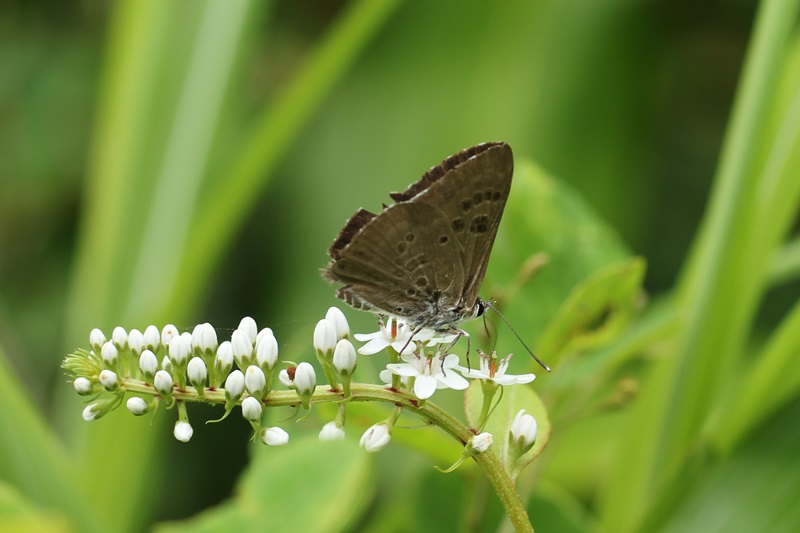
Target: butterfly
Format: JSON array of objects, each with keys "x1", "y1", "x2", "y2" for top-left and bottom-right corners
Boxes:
[{"x1": 323, "y1": 142, "x2": 512, "y2": 335}]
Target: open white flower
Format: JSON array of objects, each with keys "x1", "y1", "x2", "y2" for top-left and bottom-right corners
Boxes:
[
  {"x1": 383, "y1": 353, "x2": 468, "y2": 399},
  {"x1": 355, "y1": 318, "x2": 455, "y2": 355},
  {"x1": 458, "y1": 351, "x2": 535, "y2": 386}
]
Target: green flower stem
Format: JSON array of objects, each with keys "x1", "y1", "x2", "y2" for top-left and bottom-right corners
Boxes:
[{"x1": 120, "y1": 378, "x2": 533, "y2": 531}]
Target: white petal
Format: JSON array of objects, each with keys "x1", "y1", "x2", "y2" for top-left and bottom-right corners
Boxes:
[
  {"x1": 438, "y1": 371, "x2": 469, "y2": 391},
  {"x1": 414, "y1": 374, "x2": 437, "y2": 399},
  {"x1": 386, "y1": 363, "x2": 419, "y2": 378},
  {"x1": 358, "y1": 338, "x2": 389, "y2": 355}
]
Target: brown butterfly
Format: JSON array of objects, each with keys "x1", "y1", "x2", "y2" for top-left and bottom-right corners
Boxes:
[{"x1": 323, "y1": 142, "x2": 512, "y2": 334}]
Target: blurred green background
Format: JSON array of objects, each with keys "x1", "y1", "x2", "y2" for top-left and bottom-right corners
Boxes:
[{"x1": 2, "y1": 0, "x2": 800, "y2": 532}]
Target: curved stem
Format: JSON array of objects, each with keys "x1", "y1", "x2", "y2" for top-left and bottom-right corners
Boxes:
[{"x1": 121, "y1": 379, "x2": 534, "y2": 531}]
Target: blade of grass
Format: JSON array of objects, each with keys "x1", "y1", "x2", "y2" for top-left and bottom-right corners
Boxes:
[{"x1": 601, "y1": 0, "x2": 800, "y2": 530}]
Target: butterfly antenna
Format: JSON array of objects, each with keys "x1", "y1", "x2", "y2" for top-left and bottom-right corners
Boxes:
[{"x1": 484, "y1": 301, "x2": 551, "y2": 372}]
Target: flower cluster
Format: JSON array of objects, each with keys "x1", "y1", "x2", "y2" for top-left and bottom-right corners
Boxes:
[{"x1": 63, "y1": 308, "x2": 538, "y2": 459}]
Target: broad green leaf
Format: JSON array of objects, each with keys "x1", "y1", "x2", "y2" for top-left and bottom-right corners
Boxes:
[
  {"x1": 536, "y1": 257, "x2": 646, "y2": 364},
  {"x1": 464, "y1": 380, "x2": 551, "y2": 476},
  {"x1": 156, "y1": 435, "x2": 371, "y2": 532},
  {"x1": 0, "y1": 481, "x2": 71, "y2": 533},
  {"x1": 479, "y1": 160, "x2": 631, "y2": 362}
]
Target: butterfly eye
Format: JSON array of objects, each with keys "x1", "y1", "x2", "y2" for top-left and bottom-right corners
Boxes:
[{"x1": 475, "y1": 300, "x2": 486, "y2": 317}]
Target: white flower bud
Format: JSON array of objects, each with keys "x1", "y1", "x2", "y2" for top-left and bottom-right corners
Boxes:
[
  {"x1": 360, "y1": 422, "x2": 391, "y2": 452},
  {"x1": 231, "y1": 329, "x2": 253, "y2": 369},
  {"x1": 333, "y1": 339, "x2": 357, "y2": 376},
  {"x1": 319, "y1": 421, "x2": 345, "y2": 441},
  {"x1": 255, "y1": 331, "x2": 278, "y2": 370},
  {"x1": 154, "y1": 370, "x2": 174, "y2": 396},
  {"x1": 82, "y1": 402, "x2": 102, "y2": 421},
  {"x1": 225, "y1": 369, "x2": 245, "y2": 398},
  {"x1": 313, "y1": 319, "x2": 337, "y2": 357},
  {"x1": 294, "y1": 362, "x2": 316, "y2": 396},
  {"x1": 161, "y1": 356, "x2": 172, "y2": 374},
  {"x1": 469, "y1": 432, "x2": 493, "y2": 454},
  {"x1": 126, "y1": 397, "x2": 149, "y2": 415},
  {"x1": 139, "y1": 350, "x2": 158, "y2": 379},
  {"x1": 99, "y1": 369, "x2": 119, "y2": 390},
  {"x1": 191, "y1": 322, "x2": 218, "y2": 355},
  {"x1": 174, "y1": 420, "x2": 193, "y2": 442},
  {"x1": 179, "y1": 332, "x2": 192, "y2": 349},
  {"x1": 241, "y1": 396, "x2": 263, "y2": 421},
  {"x1": 510, "y1": 410, "x2": 537, "y2": 451},
  {"x1": 101, "y1": 342, "x2": 118, "y2": 367},
  {"x1": 187, "y1": 357, "x2": 207, "y2": 388},
  {"x1": 161, "y1": 324, "x2": 179, "y2": 347},
  {"x1": 73, "y1": 377, "x2": 94, "y2": 395},
  {"x1": 89, "y1": 328, "x2": 106, "y2": 352},
  {"x1": 215, "y1": 341, "x2": 233, "y2": 378},
  {"x1": 325, "y1": 307, "x2": 350, "y2": 340},
  {"x1": 143, "y1": 325, "x2": 160, "y2": 350},
  {"x1": 168, "y1": 335, "x2": 191, "y2": 365},
  {"x1": 245, "y1": 365, "x2": 266, "y2": 398},
  {"x1": 261, "y1": 426, "x2": 289, "y2": 446},
  {"x1": 238, "y1": 316, "x2": 258, "y2": 345},
  {"x1": 127, "y1": 329, "x2": 145, "y2": 356},
  {"x1": 111, "y1": 326, "x2": 128, "y2": 350}
]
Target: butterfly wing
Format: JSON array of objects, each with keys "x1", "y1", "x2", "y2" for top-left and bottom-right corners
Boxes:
[
  {"x1": 325, "y1": 201, "x2": 465, "y2": 319},
  {"x1": 390, "y1": 143, "x2": 512, "y2": 307}
]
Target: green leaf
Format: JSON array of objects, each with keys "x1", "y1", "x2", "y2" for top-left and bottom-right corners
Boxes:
[
  {"x1": 479, "y1": 160, "x2": 631, "y2": 360},
  {"x1": 464, "y1": 380, "x2": 551, "y2": 476},
  {"x1": 156, "y1": 435, "x2": 372, "y2": 532},
  {"x1": 535, "y1": 257, "x2": 646, "y2": 365}
]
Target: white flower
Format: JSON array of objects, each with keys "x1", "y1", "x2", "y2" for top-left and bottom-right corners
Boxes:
[
  {"x1": 354, "y1": 318, "x2": 416, "y2": 355},
  {"x1": 354, "y1": 318, "x2": 456, "y2": 356},
  {"x1": 126, "y1": 397, "x2": 149, "y2": 415},
  {"x1": 100, "y1": 342, "x2": 118, "y2": 366},
  {"x1": 192, "y1": 322, "x2": 218, "y2": 355},
  {"x1": 154, "y1": 370, "x2": 174, "y2": 396},
  {"x1": 241, "y1": 396, "x2": 263, "y2": 421},
  {"x1": 139, "y1": 350, "x2": 158, "y2": 378},
  {"x1": 111, "y1": 326, "x2": 128, "y2": 350},
  {"x1": 294, "y1": 362, "x2": 316, "y2": 395},
  {"x1": 510, "y1": 409, "x2": 537, "y2": 451},
  {"x1": 99, "y1": 369, "x2": 119, "y2": 390},
  {"x1": 73, "y1": 377, "x2": 93, "y2": 395},
  {"x1": 161, "y1": 324, "x2": 179, "y2": 347},
  {"x1": 458, "y1": 352, "x2": 536, "y2": 386},
  {"x1": 245, "y1": 365, "x2": 267, "y2": 397},
  {"x1": 469, "y1": 432, "x2": 493, "y2": 453},
  {"x1": 262, "y1": 426, "x2": 289, "y2": 446},
  {"x1": 174, "y1": 421, "x2": 193, "y2": 442},
  {"x1": 313, "y1": 319, "x2": 337, "y2": 356},
  {"x1": 143, "y1": 325, "x2": 160, "y2": 350},
  {"x1": 231, "y1": 329, "x2": 253, "y2": 369},
  {"x1": 319, "y1": 421, "x2": 346, "y2": 441},
  {"x1": 384, "y1": 353, "x2": 468, "y2": 399},
  {"x1": 255, "y1": 331, "x2": 279, "y2": 370},
  {"x1": 279, "y1": 368, "x2": 293, "y2": 388},
  {"x1": 238, "y1": 316, "x2": 258, "y2": 345},
  {"x1": 127, "y1": 329, "x2": 145, "y2": 356},
  {"x1": 89, "y1": 328, "x2": 106, "y2": 352},
  {"x1": 325, "y1": 307, "x2": 350, "y2": 339},
  {"x1": 161, "y1": 356, "x2": 172, "y2": 373},
  {"x1": 333, "y1": 339, "x2": 357, "y2": 376},
  {"x1": 360, "y1": 422, "x2": 391, "y2": 452},
  {"x1": 187, "y1": 357, "x2": 207, "y2": 387},
  {"x1": 225, "y1": 369, "x2": 245, "y2": 398},
  {"x1": 168, "y1": 335, "x2": 191, "y2": 365}
]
